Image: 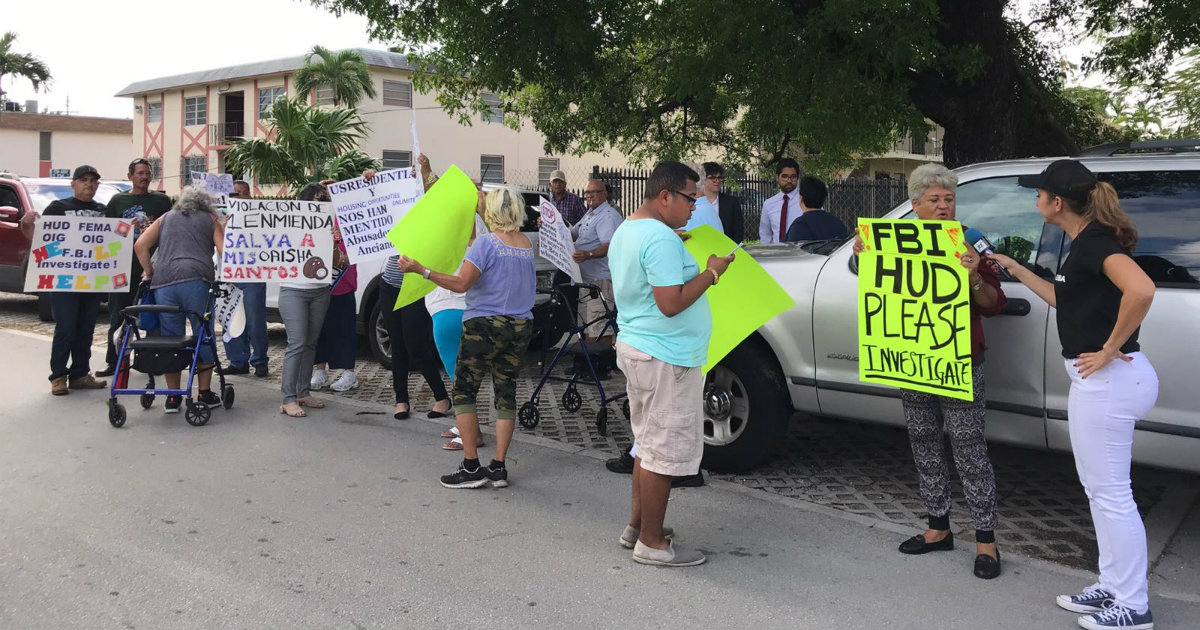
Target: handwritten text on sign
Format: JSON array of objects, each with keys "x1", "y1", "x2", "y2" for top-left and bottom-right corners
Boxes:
[
  {"x1": 328, "y1": 168, "x2": 423, "y2": 264},
  {"x1": 191, "y1": 171, "x2": 234, "y2": 207},
  {"x1": 221, "y1": 199, "x2": 335, "y2": 283},
  {"x1": 537, "y1": 198, "x2": 582, "y2": 284},
  {"x1": 856, "y1": 219, "x2": 973, "y2": 401},
  {"x1": 24, "y1": 217, "x2": 134, "y2": 292}
]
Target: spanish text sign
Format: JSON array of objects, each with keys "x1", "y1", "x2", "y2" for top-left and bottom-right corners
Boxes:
[
  {"x1": 221, "y1": 199, "x2": 335, "y2": 284},
  {"x1": 856, "y1": 219, "x2": 973, "y2": 401},
  {"x1": 24, "y1": 217, "x2": 134, "y2": 292},
  {"x1": 328, "y1": 168, "x2": 424, "y2": 264}
]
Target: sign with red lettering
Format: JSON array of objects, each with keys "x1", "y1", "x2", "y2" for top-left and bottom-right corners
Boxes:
[
  {"x1": 23, "y1": 217, "x2": 133, "y2": 292},
  {"x1": 220, "y1": 199, "x2": 335, "y2": 283}
]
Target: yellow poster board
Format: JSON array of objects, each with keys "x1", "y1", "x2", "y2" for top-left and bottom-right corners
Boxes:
[
  {"x1": 385, "y1": 165, "x2": 479, "y2": 309},
  {"x1": 856, "y1": 219, "x2": 974, "y2": 401},
  {"x1": 683, "y1": 225, "x2": 796, "y2": 373}
]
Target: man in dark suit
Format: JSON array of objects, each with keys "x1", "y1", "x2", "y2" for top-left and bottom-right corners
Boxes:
[{"x1": 698, "y1": 162, "x2": 744, "y2": 243}]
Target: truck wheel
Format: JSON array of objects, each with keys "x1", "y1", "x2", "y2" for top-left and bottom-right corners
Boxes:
[
  {"x1": 37, "y1": 293, "x2": 53, "y2": 322},
  {"x1": 367, "y1": 297, "x2": 392, "y2": 370},
  {"x1": 700, "y1": 340, "x2": 790, "y2": 473}
]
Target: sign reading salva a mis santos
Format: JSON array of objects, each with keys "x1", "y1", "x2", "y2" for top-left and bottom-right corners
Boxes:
[
  {"x1": 856, "y1": 219, "x2": 974, "y2": 401},
  {"x1": 221, "y1": 198, "x2": 335, "y2": 284},
  {"x1": 23, "y1": 217, "x2": 134, "y2": 292},
  {"x1": 327, "y1": 168, "x2": 423, "y2": 264}
]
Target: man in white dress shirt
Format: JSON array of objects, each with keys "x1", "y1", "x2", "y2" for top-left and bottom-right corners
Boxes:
[{"x1": 758, "y1": 157, "x2": 801, "y2": 244}]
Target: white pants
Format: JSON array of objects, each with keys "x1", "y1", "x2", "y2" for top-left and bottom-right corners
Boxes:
[{"x1": 1065, "y1": 352, "x2": 1159, "y2": 613}]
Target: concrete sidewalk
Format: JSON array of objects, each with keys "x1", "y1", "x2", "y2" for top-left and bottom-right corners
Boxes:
[{"x1": 1, "y1": 328, "x2": 1196, "y2": 630}]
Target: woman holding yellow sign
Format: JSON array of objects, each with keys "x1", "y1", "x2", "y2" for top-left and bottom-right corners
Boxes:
[{"x1": 853, "y1": 163, "x2": 1008, "y2": 579}]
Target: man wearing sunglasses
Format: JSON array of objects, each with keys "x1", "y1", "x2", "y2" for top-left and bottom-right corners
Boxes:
[{"x1": 758, "y1": 157, "x2": 802, "y2": 244}]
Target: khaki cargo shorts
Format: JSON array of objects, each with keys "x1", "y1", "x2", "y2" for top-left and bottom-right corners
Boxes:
[{"x1": 615, "y1": 341, "x2": 704, "y2": 477}]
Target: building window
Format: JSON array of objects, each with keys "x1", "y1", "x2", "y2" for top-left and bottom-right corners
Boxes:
[
  {"x1": 480, "y1": 92, "x2": 504, "y2": 124},
  {"x1": 314, "y1": 87, "x2": 335, "y2": 107},
  {"x1": 39, "y1": 132, "x2": 51, "y2": 161},
  {"x1": 258, "y1": 86, "x2": 285, "y2": 119},
  {"x1": 184, "y1": 96, "x2": 207, "y2": 126},
  {"x1": 537, "y1": 158, "x2": 560, "y2": 187},
  {"x1": 181, "y1": 155, "x2": 207, "y2": 185},
  {"x1": 146, "y1": 157, "x2": 163, "y2": 181},
  {"x1": 480, "y1": 155, "x2": 504, "y2": 184},
  {"x1": 382, "y1": 80, "x2": 412, "y2": 108},
  {"x1": 382, "y1": 150, "x2": 412, "y2": 170},
  {"x1": 146, "y1": 101, "x2": 162, "y2": 123}
]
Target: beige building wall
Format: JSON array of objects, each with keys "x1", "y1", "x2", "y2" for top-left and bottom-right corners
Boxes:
[
  {"x1": 50, "y1": 131, "x2": 134, "y2": 180},
  {"x1": 0, "y1": 113, "x2": 132, "y2": 179},
  {"x1": 0, "y1": 129, "x2": 40, "y2": 175}
]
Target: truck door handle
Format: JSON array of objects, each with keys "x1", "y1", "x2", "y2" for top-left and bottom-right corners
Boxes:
[{"x1": 1001, "y1": 298, "x2": 1030, "y2": 316}]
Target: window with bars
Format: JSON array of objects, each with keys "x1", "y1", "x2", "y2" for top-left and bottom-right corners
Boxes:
[
  {"x1": 146, "y1": 101, "x2": 162, "y2": 123},
  {"x1": 480, "y1": 92, "x2": 504, "y2": 124},
  {"x1": 314, "y1": 87, "x2": 335, "y2": 107},
  {"x1": 382, "y1": 150, "x2": 412, "y2": 170},
  {"x1": 146, "y1": 157, "x2": 163, "y2": 181},
  {"x1": 258, "y1": 86, "x2": 285, "y2": 119},
  {"x1": 181, "y1": 155, "x2": 207, "y2": 185},
  {"x1": 480, "y1": 155, "x2": 504, "y2": 184},
  {"x1": 538, "y1": 158, "x2": 560, "y2": 187},
  {"x1": 382, "y1": 80, "x2": 412, "y2": 108},
  {"x1": 184, "y1": 96, "x2": 207, "y2": 126}
]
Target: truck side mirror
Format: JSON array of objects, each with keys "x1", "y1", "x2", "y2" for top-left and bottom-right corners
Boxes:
[{"x1": 0, "y1": 205, "x2": 19, "y2": 222}]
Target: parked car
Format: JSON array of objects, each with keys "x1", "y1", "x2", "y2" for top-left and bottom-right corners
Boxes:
[
  {"x1": 0, "y1": 176, "x2": 123, "y2": 320},
  {"x1": 703, "y1": 142, "x2": 1200, "y2": 474}
]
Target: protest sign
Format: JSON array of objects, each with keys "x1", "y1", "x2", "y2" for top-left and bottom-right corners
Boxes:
[
  {"x1": 683, "y1": 226, "x2": 796, "y2": 373},
  {"x1": 411, "y1": 114, "x2": 421, "y2": 158},
  {"x1": 328, "y1": 168, "x2": 424, "y2": 264},
  {"x1": 856, "y1": 218, "x2": 973, "y2": 401},
  {"x1": 191, "y1": 172, "x2": 234, "y2": 207},
  {"x1": 24, "y1": 217, "x2": 134, "y2": 292},
  {"x1": 537, "y1": 197, "x2": 582, "y2": 285},
  {"x1": 220, "y1": 198, "x2": 335, "y2": 283},
  {"x1": 385, "y1": 165, "x2": 479, "y2": 309}
]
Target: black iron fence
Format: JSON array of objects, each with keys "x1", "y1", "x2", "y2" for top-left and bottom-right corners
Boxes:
[{"x1": 589, "y1": 166, "x2": 910, "y2": 239}]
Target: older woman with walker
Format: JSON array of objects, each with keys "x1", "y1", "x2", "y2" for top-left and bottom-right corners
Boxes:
[
  {"x1": 853, "y1": 163, "x2": 1007, "y2": 579},
  {"x1": 396, "y1": 186, "x2": 536, "y2": 489},
  {"x1": 990, "y1": 160, "x2": 1158, "y2": 630}
]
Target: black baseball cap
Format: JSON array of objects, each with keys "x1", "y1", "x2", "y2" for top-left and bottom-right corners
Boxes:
[
  {"x1": 1017, "y1": 159, "x2": 1096, "y2": 203},
  {"x1": 72, "y1": 165, "x2": 101, "y2": 180}
]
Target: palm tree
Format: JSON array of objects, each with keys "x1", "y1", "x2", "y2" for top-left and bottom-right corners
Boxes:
[
  {"x1": 225, "y1": 96, "x2": 378, "y2": 192},
  {"x1": 0, "y1": 32, "x2": 52, "y2": 105},
  {"x1": 293, "y1": 46, "x2": 377, "y2": 109}
]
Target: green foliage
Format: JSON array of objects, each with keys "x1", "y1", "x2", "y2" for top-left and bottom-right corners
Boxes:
[
  {"x1": 0, "y1": 31, "x2": 52, "y2": 96},
  {"x1": 225, "y1": 96, "x2": 378, "y2": 191},
  {"x1": 293, "y1": 45, "x2": 379, "y2": 108}
]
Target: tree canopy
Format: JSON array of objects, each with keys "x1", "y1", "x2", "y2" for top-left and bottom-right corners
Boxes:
[
  {"x1": 0, "y1": 32, "x2": 52, "y2": 102},
  {"x1": 293, "y1": 45, "x2": 378, "y2": 108},
  {"x1": 313, "y1": 0, "x2": 1200, "y2": 173}
]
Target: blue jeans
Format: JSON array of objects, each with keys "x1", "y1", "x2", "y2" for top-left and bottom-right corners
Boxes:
[
  {"x1": 49, "y1": 292, "x2": 102, "y2": 381},
  {"x1": 155, "y1": 280, "x2": 216, "y2": 364},
  {"x1": 222, "y1": 282, "x2": 268, "y2": 368}
]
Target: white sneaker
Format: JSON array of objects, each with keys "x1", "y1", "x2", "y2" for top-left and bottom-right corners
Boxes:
[
  {"x1": 329, "y1": 371, "x2": 359, "y2": 392},
  {"x1": 310, "y1": 369, "x2": 329, "y2": 390}
]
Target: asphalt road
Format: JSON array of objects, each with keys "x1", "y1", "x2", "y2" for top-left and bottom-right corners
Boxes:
[{"x1": 1, "y1": 328, "x2": 1198, "y2": 630}]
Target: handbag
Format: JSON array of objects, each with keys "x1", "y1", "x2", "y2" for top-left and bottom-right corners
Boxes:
[{"x1": 138, "y1": 287, "x2": 159, "y2": 332}]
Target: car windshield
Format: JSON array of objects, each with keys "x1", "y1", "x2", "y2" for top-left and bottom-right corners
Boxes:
[{"x1": 25, "y1": 182, "x2": 118, "y2": 212}]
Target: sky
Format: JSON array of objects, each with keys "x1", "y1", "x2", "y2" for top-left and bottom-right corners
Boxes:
[{"x1": 2, "y1": 0, "x2": 378, "y2": 119}]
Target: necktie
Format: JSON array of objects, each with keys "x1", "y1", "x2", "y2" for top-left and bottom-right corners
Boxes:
[{"x1": 779, "y1": 193, "x2": 789, "y2": 241}]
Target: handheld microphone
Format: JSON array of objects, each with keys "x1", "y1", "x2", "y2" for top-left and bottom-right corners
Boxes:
[{"x1": 963, "y1": 227, "x2": 1010, "y2": 278}]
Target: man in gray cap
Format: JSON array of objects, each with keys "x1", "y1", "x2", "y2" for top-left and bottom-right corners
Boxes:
[{"x1": 547, "y1": 169, "x2": 586, "y2": 226}]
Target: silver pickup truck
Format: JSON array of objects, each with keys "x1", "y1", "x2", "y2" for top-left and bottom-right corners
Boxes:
[{"x1": 702, "y1": 150, "x2": 1200, "y2": 474}]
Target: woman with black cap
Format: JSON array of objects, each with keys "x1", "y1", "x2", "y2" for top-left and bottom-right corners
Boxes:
[{"x1": 990, "y1": 159, "x2": 1158, "y2": 630}]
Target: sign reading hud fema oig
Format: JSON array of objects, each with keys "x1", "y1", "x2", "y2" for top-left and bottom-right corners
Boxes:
[
  {"x1": 221, "y1": 199, "x2": 335, "y2": 284},
  {"x1": 855, "y1": 219, "x2": 974, "y2": 401}
]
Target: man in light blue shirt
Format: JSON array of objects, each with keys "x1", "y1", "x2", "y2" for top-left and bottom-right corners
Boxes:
[
  {"x1": 609, "y1": 161, "x2": 734, "y2": 567},
  {"x1": 571, "y1": 180, "x2": 624, "y2": 342}
]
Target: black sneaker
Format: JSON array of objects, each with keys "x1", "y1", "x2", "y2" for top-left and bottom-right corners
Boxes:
[
  {"x1": 440, "y1": 463, "x2": 488, "y2": 489},
  {"x1": 671, "y1": 472, "x2": 705, "y2": 488},
  {"x1": 164, "y1": 395, "x2": 182, "y2": 414},
  {"x1": 482, "y1": 463, "x2": 509, "y2": 488},
  {"x1": 606, "y1": 452, "x2": 635, "y2": 474},
  {"x1": 95, "y1": 365, "x2": 117, "y2": 378},
  {"x1": 253, "y1": 364, "x2": 268, "y2": 377},
  {"x1": 223, "y1": 364, "x2": 250, "y2": 375},
  {"x1": 197, "y1": 390, "x2": 222, "y2": 409}
]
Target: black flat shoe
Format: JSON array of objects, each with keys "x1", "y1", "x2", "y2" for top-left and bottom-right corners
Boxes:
[
  {"x1": 428, "y1": 405, "x2": 453, "y2": 419},
  {"x1": 95, "y1": 365, "x2": 116, "y2": 378},
  {"x1": 394, "y1": 410, "x2": 410, "y2": 420},
  {"x1": 974, "y1": 549, "x2": 1001, "y2": 579},
  {"x1": 898, "y1": 531, "x2": 954, "y2": 555}
]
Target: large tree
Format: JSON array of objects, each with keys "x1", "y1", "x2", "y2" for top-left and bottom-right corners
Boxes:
[
  {"x1": 293, "y1": 45, "x2": 379, "y2": 108},
  {"x1": 312, "y1": 0, "x2": 1200, "y2": 171},
  {"x1": 0, "y1": 32, "x2": 51, "y2": 103}
]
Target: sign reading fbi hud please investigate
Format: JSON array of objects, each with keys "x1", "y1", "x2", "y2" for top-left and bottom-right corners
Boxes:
[
  {"x1": 24, "y1": 217, "x2": 134, "y2": 292},
  {"x1": 221, "y1": 199, "x2": 335, "y2": 283},
  {"x1": 856, "y1": 219, "x2": 973, "y2": 401}
]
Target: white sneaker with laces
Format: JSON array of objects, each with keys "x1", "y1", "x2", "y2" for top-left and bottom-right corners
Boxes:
[
  {"x1": 310, "y1": 369, "x2": 330, "y2": 390},
  {"x1": 329, "y1": 371, "x2": 359, "y2": 392}
]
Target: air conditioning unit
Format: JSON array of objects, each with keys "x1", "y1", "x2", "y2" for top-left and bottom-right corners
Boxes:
[{"x1": 25, "y1": 100, "x2": 38, "y2": 113}]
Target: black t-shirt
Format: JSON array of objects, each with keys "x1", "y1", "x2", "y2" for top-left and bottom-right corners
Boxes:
[
  {"x1": 105, "y1": 191, "x2": 172, "y2": 221},
  {"x1": 42, "y1": 197, "x2": 106, "y2": 217},
  {"x1": 784, "y1": 209, "x2": 848, "y2": 242},
  {"x1": 1054, "y1": 223, "x2": 1140, "y2": 358}
]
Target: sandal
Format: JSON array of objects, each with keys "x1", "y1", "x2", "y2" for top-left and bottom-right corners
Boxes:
[
  {"x1": 280, "y1": 404, "x2": 306, "y2": 418},
  {"x1": 297, "y1": 397, "x2": 325, "y2": 409},
  {"x1": 442, "y1": 435, "x2": 485, "y2": 450},
  {"x1": 440, "y1": 427, "x2": 460, "y2": 439}
]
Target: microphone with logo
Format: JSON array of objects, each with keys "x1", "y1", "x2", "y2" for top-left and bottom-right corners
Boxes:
[{"x1": 963, "y1": 227, "x2": 1012, "y2": 280}]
